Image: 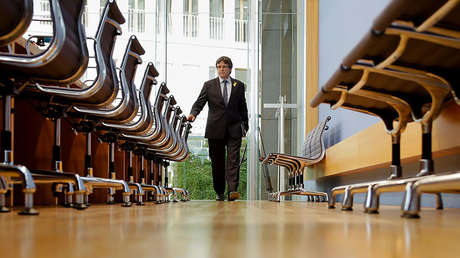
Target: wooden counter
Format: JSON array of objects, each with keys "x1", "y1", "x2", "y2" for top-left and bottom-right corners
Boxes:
[{"x1": 314, "y1": 102, "x2": 460, "y2": 177}]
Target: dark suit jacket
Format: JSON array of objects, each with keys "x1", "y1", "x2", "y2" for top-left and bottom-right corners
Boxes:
[{"x1": 190, "y1": 77, "x2": 249, "y2": 139}]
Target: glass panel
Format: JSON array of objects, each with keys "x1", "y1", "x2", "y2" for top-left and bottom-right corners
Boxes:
[
  {"x1": 210, "y1": 0, "x2": 224, "y2": 18},
  {"x1": 100, "y1": 0, "x2": 107, "y2": 16},
  {"x1": 128, "y1": 0, "x2": 145, "y2": 33},
  {"x1": 235, "y1": 0, "x2": 249, "y2": 20},
  {"x1": 26, "y1": 0, "x2": 301, "y2": 201},
  {"x1": 183, "y1": 0, "x2": 198, "y2": 15},
  {"x1": 138, "y1": 0, "x2": 145, "y2": 9},
  {"x1": 234, "y1": 0, "x2": 249, "y2": 42},
  {"x1": 81, "y1": 0, "x2": 88, "y2": 27},
  {"x1": 169, "y1": 0, "x2": 253, "y2": 200},
  {"x1": 260, "y1": 0, "x2": 304, "y2": 199}
]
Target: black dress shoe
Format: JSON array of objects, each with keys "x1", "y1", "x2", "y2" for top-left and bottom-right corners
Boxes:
[
  {"x1": 228, "y1": 191, "x2": 240, "y2": 201},
  {"x1": 216, "y1": 194, "x2": 225, "y2": 201}
]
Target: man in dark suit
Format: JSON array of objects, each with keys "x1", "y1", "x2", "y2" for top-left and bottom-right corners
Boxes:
[{"x1": 187, "y1": 56, "x2": 248, "y2": 201}]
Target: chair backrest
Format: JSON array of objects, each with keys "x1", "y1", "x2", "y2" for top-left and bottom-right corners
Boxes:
[
  {"x1": 162, "y1": 106, "x2": 182, "y2": 153},
  {"x1": 129, "y1": 62, "x2": 159, "y2": 129},
  {"x1": 120, "y1": 35, "x2": 145, "y2": 116},
  {"x1": 140, "y1": 80, "x2": 166, "y2": 135},
  {"x1": 178, "y1": 122, "x2": 193, "y2": 161},
  {"x1": 164, "y1": 95, "x2": 177, "y2": 121},
  {"x1": 120, "y1": 83, "x2": 169, "y2": 141},
  {"x1": 0, "y1": 0, "x2": 33, "y2": 46},
  {"x1": 301, "y1": 116, "x2": 331, "y2": 161},
  {"x1": 100, "y1": 62, "x2": 158, "y2": 131},
  {"x1": 98, "y1": 35, "x2": 144, "y2": 123},
  {"x1": 342, "y1": 0, "x2": 459, "y2": 105},
  {"x1": 74, "y1": 35, "x2": 144, "y2": 122},
  {"x1": 155, "y1": 96, "x2": 177, "y2": 148},
  {"x1": 141, "y1": 63, "x2": 159, "y2": 103},
  {"x1": 372, "y1": 0, "x2": 460, "y2": 32},
  {"x1": 36, "y1": 0, "x2": 125, "y2": 107},
  {"x1": 95, "y1": 0, "x2": 125, "y2": 104},
  {"x1": 0, "y1": 0, "x2": 88, "y2": 85},
  {"x1": 149, "y1": 95, "x2": 175, "y2": 146},
  {"x1": 158, "y1": 119, "x2": 191, "y2": 162},
  {"x1": 172, "y1": 107, "x2": 182, "y2": 133},
  {"x1": 171, "y1": 107, "x2": 182, "y2": 129},
  {"x1": 323, "y1": 63, "x2": 432, "y2": 121},
  {"x1": 172, "y1": 115, "x2": 188, "y2": 156},
  {"x1": 154, "y1": 113, "x2": 187, "y2": 159},
  {"x1": 153, "y1": 83, "x2": 170, "y2": 116}
]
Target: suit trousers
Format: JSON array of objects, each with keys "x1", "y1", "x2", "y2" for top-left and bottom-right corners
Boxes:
[{"x1": 208, "y1": 136, "x2": 242, "y2": 195}]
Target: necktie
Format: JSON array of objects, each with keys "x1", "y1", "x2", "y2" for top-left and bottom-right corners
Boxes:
[{"x1": 223, "y1": 80, "x2": 228, "y2": 107}]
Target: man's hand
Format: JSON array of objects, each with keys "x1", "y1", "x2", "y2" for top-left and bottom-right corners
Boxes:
[
  {"x1": 187, "y1": 114, "x2": 195, "y2": 122},
  {"x1": 241, "y1": 122, "x2": 248, "y2": 137}
]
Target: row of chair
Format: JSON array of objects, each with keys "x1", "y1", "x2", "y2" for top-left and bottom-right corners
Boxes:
[
  {"x1": 0, "y1": 0, "x2": 191, "y2": 215},
  {"x1": 310, "y1": 0, "x2": 459, "y2": 218},
  {"x1": 261, "y1": 116, "x2": 331, "y2": 202}
]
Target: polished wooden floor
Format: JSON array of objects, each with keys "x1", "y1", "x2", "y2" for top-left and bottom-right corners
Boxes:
[{"x1": 1, "y1": 201, "x2": 460, "y2": 258}]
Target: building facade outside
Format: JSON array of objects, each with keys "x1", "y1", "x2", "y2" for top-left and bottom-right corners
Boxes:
[{"x1": 27, "y1": 0, "x2": 307, "y2": 200}]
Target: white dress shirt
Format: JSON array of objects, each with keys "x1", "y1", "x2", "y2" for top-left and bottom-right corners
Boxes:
[{"x1": 218, "y1": 76, "x2": 232, "y2": 103}]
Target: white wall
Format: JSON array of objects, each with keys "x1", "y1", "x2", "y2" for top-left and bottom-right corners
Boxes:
[{"x1": 318, "y1": 0, "x2": 391, "y2": 146}]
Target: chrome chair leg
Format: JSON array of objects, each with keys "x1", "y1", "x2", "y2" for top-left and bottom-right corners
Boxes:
[
  {"x1": 328, "y1": 185, "x2": 348, "y2": 209},
  {"x1": 168, "y1": 188, "x2": 178, "y2": 202},
  {"x1": 0, "y1": 193, "x2": 8, "y2": 212},
  {"x1": 121, "y1": 193, "x2": 131, "y2": 207},
  {"x1": 402, "y1": 173, "x2": 458, "y2": 218},
  {"x1": 129, "y1": 182, "x2": 144, "y2": 206},
  {"x1": 0, "y1": 177, "x2": 9, "y2": 212},
  {"x1": 74, "y1": 192, "x2": 86, "y2": 210},
  {"x1": 53, "y1": 182, "x2": 74, "y2": 208},
  {"x1": 136, "y1": 194, "x2": 144, "y2": 205},
  {"x1": 18, "y1": 191, "x2": 39, "y2": 215},
  {"x1": 341, "y1": 186, "x2": 353, "y2": 211},
  {"x1": 1, "y1": 164, "x2": 38, "y2": 215},
  {"x1": 436, "y1": 193, "x2": 443, "y2": 210},
  {"x1": 64, "y1": 185, "x2": 74, "y2": 208},
  {"x1": 364, "y1": 175, "x2": 439, "y2": 214},
  {"x1": 81, "y1": 177, "x2": 132, "y2": 207},
  {"x1": 84, "y1": 193, "x2": 90, "y2": 206},
  {"x1": 401, "y1": 181, "x2": 421, "y2": 219},
  {"x1": 153, "y1": 185, "x2": 162, "y2": 204},
  {"x1": 364, "y1": 184, "x2": 380, "y2": 214},
  {"x1": 107, "y1": 187, "x2": 115, "y2": 204}
]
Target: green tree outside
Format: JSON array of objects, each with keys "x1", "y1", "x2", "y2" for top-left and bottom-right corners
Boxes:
[{"x1": 172, "y1": 139, "x2": 247, "y2": 200}]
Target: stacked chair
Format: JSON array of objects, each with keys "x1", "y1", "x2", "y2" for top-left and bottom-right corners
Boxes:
[
  {"x1": 0, "y1": 0, "x2": 191, "y2": 215},
  {"x1": 310, "y1": 0, "x2": 459, "y2": 218},
  {"x1": 0, "y1": 0, "x2": 33, "y2": 47},
  {"x1": 260, "y1": 116, "x2": 331, "y2": 202}
]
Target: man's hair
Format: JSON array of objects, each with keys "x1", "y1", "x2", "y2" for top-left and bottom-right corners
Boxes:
[{"x1": 215, "y1": 56, "x2": 233, "y2": 69}]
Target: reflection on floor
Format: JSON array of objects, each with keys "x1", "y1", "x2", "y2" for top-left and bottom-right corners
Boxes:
[{"x1": 1, "y1": 201, "x2": 460, "y2": 258}]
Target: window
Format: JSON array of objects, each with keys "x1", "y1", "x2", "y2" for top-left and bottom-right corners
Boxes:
[
  {"x1": 209, "y1": 66, "x2": 217, "y2": 79},
  {"x1": 183, "y1": 0, "x2": 198, "y2": 15},
  {"x1": 235, "y1": 0, "x2": 249, "y2": 42},
  {"x1": 128, "y1": 0, "x2": 145, "y2": 33},
  {"x1": 209, "y1": 0, "x2": 224, "y2": 40},
  {"x1": 183, "y1": 0, "x2": 198, "y2": 37},
  {"x1": 210, "y1": 0, "x2": 224, "y2": 18},
  {"x1": 235, "y1": 0, "x2": 249, "y2": 20},
  {"x1": 100, "y1": 0, "x2": 107, "y2": 16},
  {"x1": 165, "y1": 0, "x2": 172, "y2": 34},
  {"x1": 81, "y1": 0, "x2": 88, "y2": 27},
  {"x1": 38, "y1": 0, "x2": 52, "y2": 25}
]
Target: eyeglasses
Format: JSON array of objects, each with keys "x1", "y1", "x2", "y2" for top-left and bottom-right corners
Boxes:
[{"x1": 216, "y1": 65, "x2": 230, "y2": 69}]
